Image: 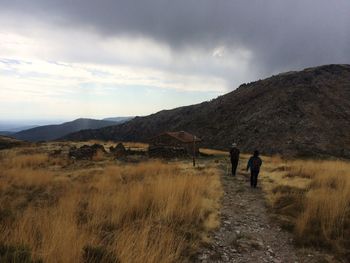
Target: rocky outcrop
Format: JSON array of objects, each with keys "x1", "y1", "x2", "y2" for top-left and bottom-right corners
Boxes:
[
  {"x1": 109, "y1": 143, "x2": 127, "y2": 158},
  {"x1": 69, "y1": 144, "x2": 106, "y2": 160},
  {"x1": 0, "y1": 136, "x2": 28, "y2": 150}
]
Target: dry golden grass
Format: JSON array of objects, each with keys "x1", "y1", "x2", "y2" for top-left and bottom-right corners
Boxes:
[
  {"x1": 200, "y1": 148, "x2": 229, "y2": 156},
  {"x1": 1, "y1": 151, "x2": 48, "y2": 169},
  {"x1": 0, "y1": 145, "x2": 222, "y2": 263},
  {"x1": 4, "y1": 168, "x2": 55, "y2": 187},
  {"x1": 262, "y1": 157, "x2": 350, "y2": 257},
  {"x1": 122, "y1": 142, "x2": 149, "y2": 150},
  {"x1": 199, "y1": 149, "x2": 251, "y2": 162},
  {"x1": 72, "y1": 140, "x2": 149, "y2": 151}
]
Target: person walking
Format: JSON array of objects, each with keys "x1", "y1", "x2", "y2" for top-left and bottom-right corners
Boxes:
[
  {"x1": 229, "y1": 143, "x2": 240, "y2": 176},
  {"x1": 246, "y1": 150, "x2": 262, "y2": 188}
]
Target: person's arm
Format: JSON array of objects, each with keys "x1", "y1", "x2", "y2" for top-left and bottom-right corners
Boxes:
[{"x1": 246, "y1": 158, "x2": 251, "y2": 171}]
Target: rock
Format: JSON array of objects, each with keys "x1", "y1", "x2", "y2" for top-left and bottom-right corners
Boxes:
[
  {"x1": 49, "y1": 149, "x2": 62, "y2": 157},
  {"x1": 267, "y1": 248, "x2": 276, "y2": 257},
  {"x1": 198, "y1": 254, "x2": 208, "y2": 261},
  {"x1": 250, "y1": 239, "x2": 264, "y2": 250},
  {"x1": 0, "y1": 136, "x2": 28, "y2": 150},
  {"x1": 225, "y1": 234, "x2": 238, "y2": 246},
  {"x1": 222, "y1": 253, "x2": 229, "y2": 261},
  {"x1": 69, "y1": 144, "x2": 106, "y2": 160},
  {"x1": 110, "y1": 143, "x2": 127, "y2": 158}
]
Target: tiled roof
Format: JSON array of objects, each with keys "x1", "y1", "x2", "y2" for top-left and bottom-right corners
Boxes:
[{"x1": 164, "y1": 131, "x2": 201, "y2": 143}]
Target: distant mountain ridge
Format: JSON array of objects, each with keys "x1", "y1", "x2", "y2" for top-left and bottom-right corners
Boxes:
[
  {"x1": 0, "y1": 125, "x2": 39, "y2": 134},
  {"x1": 0, "y1": 131, "x2": 15, "y2": 136},
  {"x1": 64, "y1": 64, "x2": 350, "y2": 158},
  {"x1": 13, "y1": 118, "x2": 118, "y2": 142},
  {"x1": 102, "y1": 117, "x2": 134, "y2": 122}
]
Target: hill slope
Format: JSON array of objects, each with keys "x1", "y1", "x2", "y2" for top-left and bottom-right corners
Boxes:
[
  {"x1": 13, "y1": 118, "x2": 117, "y2": 142},
  {"x1": 63, "y1": 64, "x2": 350, "y2": 158}
]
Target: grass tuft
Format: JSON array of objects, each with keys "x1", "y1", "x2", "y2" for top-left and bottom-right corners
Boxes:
[{"x1": 263, "y1": 158, "x2": 350, "y2": 257}]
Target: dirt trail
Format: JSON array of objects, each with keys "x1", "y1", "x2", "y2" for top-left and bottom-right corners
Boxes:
[{"x1": 196, "y1": 163, "x2": 318, "y2": 263}]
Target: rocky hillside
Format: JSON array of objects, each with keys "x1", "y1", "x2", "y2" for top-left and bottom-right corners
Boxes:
[
  {"x1": 63, "y1": 64, "x2": 350, "y2": 158},
  {"x1": 13, "y1": 118, "x2": 117, "y2": 142}
]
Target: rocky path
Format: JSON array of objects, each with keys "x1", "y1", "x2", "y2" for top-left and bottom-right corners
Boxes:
[{"x1": 196, "y1": 167, "x2": 302, "y2": 263}]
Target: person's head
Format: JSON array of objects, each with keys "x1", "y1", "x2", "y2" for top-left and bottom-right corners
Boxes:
[
  {"x1": 253, "y1": 150, "x2": 259, "y2": 157},
  {"x1": 232, "y1": 143, "x2": 237, "y2": 148}
]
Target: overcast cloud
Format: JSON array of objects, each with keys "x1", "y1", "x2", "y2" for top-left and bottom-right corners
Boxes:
[{"x1": 0, "y1": 0, "x2": 349, "y2": 120}]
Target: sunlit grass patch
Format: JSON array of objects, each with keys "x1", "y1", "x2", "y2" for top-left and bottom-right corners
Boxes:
[
  {"x1": 262, "y1": 157, "x2": 350, "y2": 257},
  {"x1": 0, "y1": 144, "x2": 222, "y2": 263}
]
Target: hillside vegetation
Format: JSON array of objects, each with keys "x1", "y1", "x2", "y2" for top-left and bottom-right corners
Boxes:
[
  {"x1": 0, "y1": 143, "x2": 222, "y2": 263},
  {"x1": 63, "y1": 64, "x2": 350, "y2": 158}
]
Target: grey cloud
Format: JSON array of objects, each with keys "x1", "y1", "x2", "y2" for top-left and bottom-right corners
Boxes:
[{"x1": 1, "y1": 0, "x2": 350, "y2": 79}]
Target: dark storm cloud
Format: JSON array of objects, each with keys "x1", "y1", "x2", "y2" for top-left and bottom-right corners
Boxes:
[{"x1": 2, "y1": 0, "x2": 350, "y2": 76}]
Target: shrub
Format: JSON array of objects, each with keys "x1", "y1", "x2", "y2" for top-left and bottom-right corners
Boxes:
[{"x1": 0, "y1": 243, "x2": 42, "y2": 263}]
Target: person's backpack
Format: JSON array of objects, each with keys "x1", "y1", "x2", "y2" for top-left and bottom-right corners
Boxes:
[{"x1": 252, "y1": 157, "x2": 261, "y2": 171}]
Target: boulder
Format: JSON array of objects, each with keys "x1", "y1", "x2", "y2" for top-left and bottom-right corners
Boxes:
[
  {"x1": 69, "y1": 144, "x2": 106, "y2": 160},
  {"x1": 110, "y1": 143, "x2": 127, "y2": 158}
]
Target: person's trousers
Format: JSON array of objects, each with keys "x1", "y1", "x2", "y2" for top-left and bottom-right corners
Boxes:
[
  {"x1": 231, "y1": 160, "x2": 238, "y2": 176},
  {"x1": 250, "y1": 170, "x2": 259, "y2": 188}
]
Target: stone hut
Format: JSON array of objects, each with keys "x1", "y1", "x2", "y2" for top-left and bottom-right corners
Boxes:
[{"x1": 148, "y1": 131, "x2": 201, "y2": 157}]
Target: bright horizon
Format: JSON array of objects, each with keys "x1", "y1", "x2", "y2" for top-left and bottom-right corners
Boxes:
[{"x1": 1, "y1": 0, "x2": 350, "y2": 121}]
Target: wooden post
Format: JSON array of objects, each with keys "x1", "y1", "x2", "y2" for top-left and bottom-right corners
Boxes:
[{"x1": 193, "y1": 135, "x2": 196, "y2": 167}]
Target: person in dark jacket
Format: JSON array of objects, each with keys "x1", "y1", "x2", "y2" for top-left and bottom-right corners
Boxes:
[
  {"x1": 229, "y1": 143, "x2": 240, "y2": 176},
  {"x1": 246, "y1": 150, "x2": 262, "y2": 188}
]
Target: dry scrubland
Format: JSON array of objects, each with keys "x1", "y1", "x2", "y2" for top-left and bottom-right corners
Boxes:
[
  {"x1": 262, "y1": 156, "x2": 350, "y2": 259},
  {"x1": 0, "y1": 143, "x2": 222, "y2": 263},
  {"x1": 1, "y1": 142, "x2": 349, "y2": 262}
]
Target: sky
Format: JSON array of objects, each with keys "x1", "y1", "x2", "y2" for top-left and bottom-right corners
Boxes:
[{"x1": 1, "y1": 0, "x2": 349, "y2": 123}]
